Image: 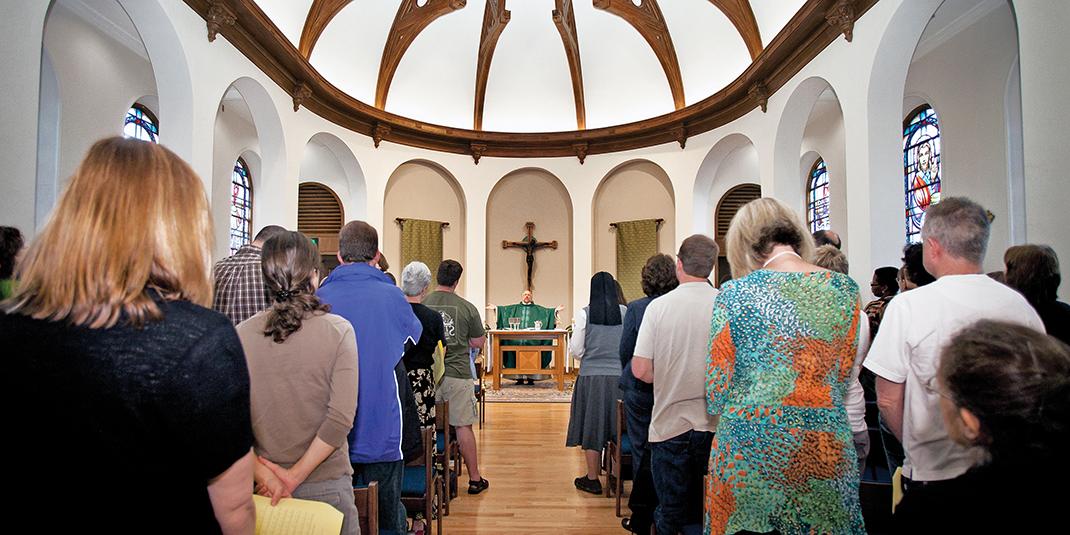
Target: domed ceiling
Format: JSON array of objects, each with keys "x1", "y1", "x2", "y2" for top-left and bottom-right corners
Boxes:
[
  {"x1": 188, "y1": 0, "x2": 867, "y2": 159},
  {"x1": 254, "y1": 0, "x2": 803, "y2": 132}
]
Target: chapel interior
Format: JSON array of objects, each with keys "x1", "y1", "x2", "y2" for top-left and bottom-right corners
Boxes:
[{"x1": 2, "y1": 0, "x2": 1067, "y2": 533}]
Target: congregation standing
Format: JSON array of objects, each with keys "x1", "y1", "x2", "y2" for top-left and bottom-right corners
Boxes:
[{"x1": 2, "y1": 136, "x2": 1069, "y2": 535}]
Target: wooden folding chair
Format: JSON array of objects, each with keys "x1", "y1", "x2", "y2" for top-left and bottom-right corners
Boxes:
[
  {"x1": 402, "y1": 427, "x2": 444, "y2": 534},
  {"x1": 434, "y1": 400, "x2": 458, "y2": 513},
  {"x1": 605, "y1": 399, "x2": 633, "y2": 517},
  {"x1": 474, "y1": 359, "x2": 487, "y2": 429},
  {"x1": 353, "y1": 481, "x2": 378, "y2": 535}
]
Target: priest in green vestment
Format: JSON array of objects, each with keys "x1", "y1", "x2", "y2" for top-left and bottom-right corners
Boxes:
[{"x1": 496, "y1": 290, "x2": 557, "y2": 385}]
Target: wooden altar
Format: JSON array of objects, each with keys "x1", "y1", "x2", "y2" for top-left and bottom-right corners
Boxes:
[{"x1": 488, "y1": 329, "x2": 568, "y2": 391}]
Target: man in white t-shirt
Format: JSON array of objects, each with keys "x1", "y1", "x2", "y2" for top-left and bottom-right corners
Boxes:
[
  {"x1": 865, "y1": 197, "x2": 1043, "y2": 488},
  {"x1": 631, "y1": 235, "x2": 719, "y2": 535}
]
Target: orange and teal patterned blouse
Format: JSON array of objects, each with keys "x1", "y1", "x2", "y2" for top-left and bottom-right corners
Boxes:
[{"x1": 705, "y1": 270, "x2": 865, "y2": 535}]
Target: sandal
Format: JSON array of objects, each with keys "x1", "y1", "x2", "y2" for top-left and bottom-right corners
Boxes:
[{"x1": 468, "y1": 477, "x2": 490, "y2": 495}]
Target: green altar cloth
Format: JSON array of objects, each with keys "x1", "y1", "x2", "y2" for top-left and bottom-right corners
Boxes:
[{"x1": 496, "y1": 303, "x2": 556, "y2": 370}]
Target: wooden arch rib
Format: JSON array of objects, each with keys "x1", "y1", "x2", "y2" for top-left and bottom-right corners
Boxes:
[
  {"x1": 594, "y1": 0, "x2": 685, "y2": 110},
  {"x1": 474, "y1": 0, "x2": 510, "y2": 130},
  {"x1": 298, "y1": 0, "x2": 351, "y2": 58},
  {"x1": 709, "y1": 0, "x2": 763, "y2": 60},
  {"x1": 553, "y1": 0, "x2": 585, "y2": 129},
  {"x1": 376, "y1": 0, "x2": 467, "y2": 110}
]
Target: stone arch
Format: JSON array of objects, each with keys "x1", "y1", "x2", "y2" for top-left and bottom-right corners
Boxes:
[
  {"x1": 591, "y1": 159, "x2": 676, "y2": 301},
  {"x1": 694, "y1": 133, "x2": 759, "y2": 236},
  {"x1": 772, "y1": 76, "x2": 841, "y2": 211},
  {"x1": 487, "y1": 168, "x2": 574, "y2": 324},
  {"x1": 383, "y1": 159, "x2": 467, "y2": 289},
  {"x1": 211, "y1": 77, "x2": 287, "y2": 258},
  {"x1": 302, "y1": 132, "x2": 367, "y2": 222}
]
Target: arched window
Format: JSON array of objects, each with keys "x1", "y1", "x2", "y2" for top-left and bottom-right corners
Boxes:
[
  {"x1": 230, "y1": 157, "x2": 253, "y2": 254},
  {"x1": 903, "y1": 104, "x2": 942, "y2": 243},
  {"x1": 123, "y1": 103, "x2": 159, "y2": 143},
  {"x1": 806, "y1": 158, "x2": 830, "y2": 232}
]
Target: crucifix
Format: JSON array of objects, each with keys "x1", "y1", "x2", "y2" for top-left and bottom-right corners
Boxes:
[{"x1": 502, "y1": 222, "x2": 558, "y2": 291}]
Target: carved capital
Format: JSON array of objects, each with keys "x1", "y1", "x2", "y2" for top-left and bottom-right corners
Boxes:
[
  {"x1": 671, "y1": 125, "x2": 687, "y2": 149},
  {"x1": 825, "y1": 0, "x2": 856, "y2": 43},
  {"x1": 292, "y1": 82, "x2": 313, "y2": 112},
  {"x1": 206, "y1": 1, "x2": 237, "y2": 43},
  {"x1": 470, "y1": 143, "x2": 488, "y2": 164},
  {"x1": 572, "y1": 142, "x2": 589, "y2": 164},
  {"x1": 372, "y1": 123, "x2": 391, "y2": 149},
  {"x1": 749, "y1": 82, "x2": 769, "y2": 113}
]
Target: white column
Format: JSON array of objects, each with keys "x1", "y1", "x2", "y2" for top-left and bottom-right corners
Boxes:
[
  {"x1": 1013, "y1": 1, "x2": 1070, "y2": 300},
  {"x1": 1, "y1": 5, "x2": 50, "y2": 233}
]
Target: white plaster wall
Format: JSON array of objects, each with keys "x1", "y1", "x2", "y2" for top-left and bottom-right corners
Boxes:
[
  {"x1": 299, "y1": 141, "x2": 350, "y2": 218},
  {"x1": 43, "y1": 2, "x2": 157, "y2": 194},
  {"x1": 800, "y1": 96, "x2": 848, "y2": 247},
  {"x1": 905, "y1": 4, "x2": 1019, "y2": 272},
  {"x1": 6, "y1": 0, "x2": 1068, "y2": 314},
  {"x1": 212, "y1": 100, "x2": 260, "y2": 259}
]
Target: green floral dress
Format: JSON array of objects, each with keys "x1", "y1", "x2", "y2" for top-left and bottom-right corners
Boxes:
[{"x1": 705, "y1": 270, "x2": 865, "y2": 535}]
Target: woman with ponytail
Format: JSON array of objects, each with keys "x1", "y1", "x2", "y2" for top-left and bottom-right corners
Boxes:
[
  {"x1": 236, "y1": 231, "x2": 360, "y2": 535},
  {"x1": 893, "y1": 320, "x2": 1069, "y2": 532}
]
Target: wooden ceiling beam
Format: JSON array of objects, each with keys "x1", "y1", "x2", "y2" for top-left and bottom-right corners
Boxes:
[
  {"x1": 709, "y1": 0, "x2": 763, "y2": 60},
  {"x1": 185, "y1": 0, "x2": 875, "y2": 159},
  {"x1": 593, "y1": 0, "x2": 685, "y2": 110},
  {"x1": 298, "y1": 0, "x2": 351, "y2": 59},
  {"x1": 376, "y1": 0, "x2": 467, "y2": 110},
  {"x1": 552, "y1": 0, "x2": 586, "y2": 130},
  {"x1": 474, "y1": 0, "x2": 511, "y2": 131}
]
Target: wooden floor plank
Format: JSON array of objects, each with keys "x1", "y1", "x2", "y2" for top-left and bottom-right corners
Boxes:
[{"x1": 440, "y1": 402, "x2": 625, "y2": 534}]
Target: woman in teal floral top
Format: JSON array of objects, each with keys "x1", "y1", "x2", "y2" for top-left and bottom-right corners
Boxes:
[{"x1": 705, "y1": 198, "x2": 864, "y2": 535}]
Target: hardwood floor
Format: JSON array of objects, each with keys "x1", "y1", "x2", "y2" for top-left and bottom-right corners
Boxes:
[{"x1": 440, "y1": 402, "x2": 625, "y2": 534}]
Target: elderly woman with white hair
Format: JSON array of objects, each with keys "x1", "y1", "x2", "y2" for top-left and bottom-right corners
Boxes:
[{"x1": 401, "y1": 261, "x2": 448, "y2": 426}]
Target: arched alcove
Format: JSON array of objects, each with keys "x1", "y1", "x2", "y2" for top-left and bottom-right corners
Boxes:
[
  {"x1": 298, "y1": 182, "x2": 345, "y2": 270},
  {"x1": 903, "y1": 0, "x2": 1020, "y2": 270},
  {"x1": 714, "y1": 183, "x2": 762, "y2": 286},
  {"x1": 592, "y1": 160, "x2": 676, "y2": 302},
  {"x1": 799, "y1": 87, "x2": 846, "y2": 243},
  {"x1": 41, "y1": 0, "x2": 157, "y2": 191},
  {"x1": 487, "y1": 168, "x2": 574, "y2": 325},
  {"x1": 383, "y1": 160, "x2": 467, "y2": 291},
  {"x1": 212, "y1": 77, "x2": 287, "y2": 260},
  {"x1": 772, "y1": 76, "x2": 840, "y2": 211},
  {"x1": 302, "y1": 132, "x2": 366, "y2": 222},
  {"x1": 694, "y1": 133, "x2": 759, "y2": 236}
]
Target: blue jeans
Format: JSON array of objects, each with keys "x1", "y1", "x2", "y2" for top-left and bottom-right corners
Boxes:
[
  {"x1": 353, "y1": 460, "x2": 407, "y2": 535},
  {"x1": 623, "y1": 386, "x2": 657, "y2": 532},
  {"x1": 650, "y1": 429, "x2": 714, "y2": 535}
]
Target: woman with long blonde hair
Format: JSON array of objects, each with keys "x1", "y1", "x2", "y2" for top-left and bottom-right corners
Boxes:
[{"x1": 2, "y1": 137, "x2": 255, "y2": 534}]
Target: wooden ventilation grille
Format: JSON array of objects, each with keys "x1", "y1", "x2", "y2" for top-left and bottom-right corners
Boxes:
[
  {"x1": 298, "y1": 183, "x2": 344, "y2": 254},
  {"x1": 715, "y1": 184, "x2": 761, "y2": 240}
]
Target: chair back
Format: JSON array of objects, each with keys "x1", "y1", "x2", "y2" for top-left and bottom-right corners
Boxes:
[{"x1": 353, "y1": 481, "x2": 378, "y2": 535}]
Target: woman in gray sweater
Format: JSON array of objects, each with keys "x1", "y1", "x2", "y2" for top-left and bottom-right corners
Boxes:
[
  {"x1": 566, "y1": 271, "x2": 628, "y2": 494},
  {"x1": 237, "y1": 231, "x2": 360, "y2": 535}
]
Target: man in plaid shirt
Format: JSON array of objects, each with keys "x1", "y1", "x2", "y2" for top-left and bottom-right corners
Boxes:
[{"x1": 212, "y1": 225, "x2": 287, "y2": 325}]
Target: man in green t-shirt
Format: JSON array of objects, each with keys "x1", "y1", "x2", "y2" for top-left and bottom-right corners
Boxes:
[{"x1": 423, "y1": 260, "x2": 489, "y2": 495}]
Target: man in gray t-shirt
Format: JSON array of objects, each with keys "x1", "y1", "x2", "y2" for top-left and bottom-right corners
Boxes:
[{"x1": 631, "y1": 235, "x2": 720, "y2": 535}]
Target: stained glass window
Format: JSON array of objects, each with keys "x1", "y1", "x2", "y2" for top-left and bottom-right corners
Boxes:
[
  {"x1": 807, "y1": 158, "x2": 830, "y2": 232},
  {"x1": 123, "y1": 103, "x2": 159, "y2": 143},
  {"x1": 230, "y1": 157, "x2": 253, "y2": 254},
  {"x1": 903, "y1": 104, "x2": 942, "y2": 243}
]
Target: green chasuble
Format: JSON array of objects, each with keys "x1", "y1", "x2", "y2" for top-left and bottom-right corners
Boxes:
[{"x1": 496, "y1": 303, "x2": 556, "y2": 369}]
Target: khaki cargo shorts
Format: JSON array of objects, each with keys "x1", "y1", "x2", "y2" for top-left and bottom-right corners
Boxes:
[{"x1": 436, "y1": 375, "x2": 479, "y2": 427}]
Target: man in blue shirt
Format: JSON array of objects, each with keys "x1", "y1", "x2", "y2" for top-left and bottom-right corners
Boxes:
[{"x1": 317, "y1": 221, "x2": 421, "y2": 535}]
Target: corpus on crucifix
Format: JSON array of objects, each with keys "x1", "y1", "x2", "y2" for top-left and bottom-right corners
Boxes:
[{"x1": 502, "y1": 221, "x2": 557, "y2": 291}]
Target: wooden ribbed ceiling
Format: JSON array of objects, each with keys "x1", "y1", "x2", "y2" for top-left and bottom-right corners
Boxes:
[{"x1": 188, "y1": 0, "x2": 869, "y2": 160}]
